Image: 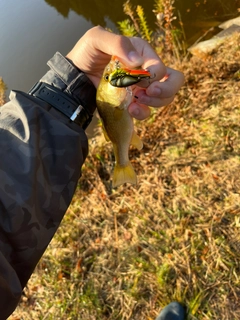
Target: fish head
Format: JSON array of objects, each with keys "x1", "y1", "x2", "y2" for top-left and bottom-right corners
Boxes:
[
  {"x1": 97, "y1": 57, "x2": 151, "y2": 109},
  {"x1": 97, "y1": 59, "x2": 131, "y2": 109}
]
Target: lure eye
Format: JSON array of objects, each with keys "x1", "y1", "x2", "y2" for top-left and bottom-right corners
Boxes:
[{"x1": 104, "y1": 74, "x2": 109, "y2": 81}]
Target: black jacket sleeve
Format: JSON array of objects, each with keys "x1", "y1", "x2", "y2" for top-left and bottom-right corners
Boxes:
[{"x1": 0, "y1": 52, "x2": 97, "y2": 319}]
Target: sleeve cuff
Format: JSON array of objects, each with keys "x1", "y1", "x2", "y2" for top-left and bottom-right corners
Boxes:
[
  {"x1": 39, "y1": 52, "x2": 97, "y2": 116},
  {"x1": 47, "y1": 52, "x2": 81, "y2": 86}
]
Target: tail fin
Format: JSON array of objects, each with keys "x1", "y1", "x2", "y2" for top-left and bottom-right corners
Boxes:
[{"x1": 112, "y1": 161, "x2": 137, "y2": 188}]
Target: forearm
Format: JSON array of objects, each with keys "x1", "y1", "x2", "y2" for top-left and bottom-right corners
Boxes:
[{"x1": 0, "y1": 52, "x2": 96, "y2": 318}]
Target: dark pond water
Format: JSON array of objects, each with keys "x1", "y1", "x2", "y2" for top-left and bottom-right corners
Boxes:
[{"x1": 0, "y1": 0, "x2": 239, "y2": 133}]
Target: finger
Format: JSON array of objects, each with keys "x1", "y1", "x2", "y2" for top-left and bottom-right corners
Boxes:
[
  {"x1": 146, "y1": 67, "x2": 185, "y2": 98},
  {"x1": 134, "y1": 91, "x2": 175, "y2": 108},
  {"x1": 128, "y1": 102, "x2": 151, "y2": 120},
  {"x1": 130, "y1": 37, "x2": 167, "y2": 80},
  {"x1": 134, "y1": 67, "x2": 184, "y2": 106},
  {"x1": 88, "y1": 26, "x2": 144, "y2": 67}
]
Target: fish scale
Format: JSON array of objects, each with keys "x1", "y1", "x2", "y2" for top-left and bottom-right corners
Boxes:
[{"x1": 96, "y1": 57, "x2": 151, "y2": 188}]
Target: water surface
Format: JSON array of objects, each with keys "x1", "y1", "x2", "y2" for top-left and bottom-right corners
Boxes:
[{"x1": 0, "y1": 0, "x2": 238, "y2": 134}]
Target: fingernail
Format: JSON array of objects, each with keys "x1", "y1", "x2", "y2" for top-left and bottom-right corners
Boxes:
[{"x1": 131, "y1": 107, "x2": 140, "y2": 117}]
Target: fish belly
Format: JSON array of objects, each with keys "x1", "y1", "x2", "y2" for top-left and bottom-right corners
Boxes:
[{"x1": 97, "y1": 102, "x2": 136, "y2": 187}]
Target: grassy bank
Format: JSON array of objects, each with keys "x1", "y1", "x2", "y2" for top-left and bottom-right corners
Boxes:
[
  {"x1": 0, "y1": 77, "x2": 7, "y2": 106},
  {"x1": 7, "y1": 32, "x2": 240, "y2": 320}
]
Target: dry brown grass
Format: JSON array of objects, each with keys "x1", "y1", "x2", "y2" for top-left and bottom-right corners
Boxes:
[
  {"x1": 0, "y1": 77, "x2": 7, "y2": 106},
  {"x1": 9, "y1": 33, "x2": 240, "y2": 320}
]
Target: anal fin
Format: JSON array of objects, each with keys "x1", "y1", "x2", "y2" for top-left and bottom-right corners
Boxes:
[
  {"x1": 101, "y1": 122, "x2": 110, "y2": 141},
  {"x1": 131, "y1": 131, "x2": 143, "y2": 150}
]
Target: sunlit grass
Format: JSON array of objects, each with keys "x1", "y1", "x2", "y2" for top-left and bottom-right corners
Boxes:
[
  {"x1": 0, "y1": 77, "x2": 7, "y2": 106},
  {"x1": 9, "y1": 33, "x2": 240, "y2": 320}
]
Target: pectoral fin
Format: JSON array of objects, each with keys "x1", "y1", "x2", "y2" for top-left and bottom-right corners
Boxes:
[
  {"x1": 113, "y1": 107, "x2": 124, "y2": 120},
  {"x1": 101, "y1": 122, "x2": 110, "y2": 141},
  {"x1": 131, "y1": 131, "x2": 143, "y2": 150}
]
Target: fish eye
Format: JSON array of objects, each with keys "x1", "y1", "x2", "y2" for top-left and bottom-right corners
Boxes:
[{"x1": 104, "y1": 74, "x2": 109, "y2": 81}]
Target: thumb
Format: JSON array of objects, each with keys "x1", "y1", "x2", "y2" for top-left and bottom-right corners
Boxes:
[{"x1": 89, "y1": 26, "x2": 144, "y2": 67}]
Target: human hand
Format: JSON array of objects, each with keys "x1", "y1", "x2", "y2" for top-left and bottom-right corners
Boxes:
[{"x1": 66, "y1": 26, "x2": 184, "y2": 120}]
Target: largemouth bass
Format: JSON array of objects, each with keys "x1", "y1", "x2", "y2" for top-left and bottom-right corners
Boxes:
[{"x1": 96, "y1": 57, "x2": 151, "y2": 188}]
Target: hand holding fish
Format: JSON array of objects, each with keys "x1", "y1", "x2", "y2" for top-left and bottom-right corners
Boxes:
[
  {"x1": 67, "y1": 26, "x2": 184, "y2": 187},
  {"x1": 66, "y1": 26, "x2": 184, "y2": 120}
]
